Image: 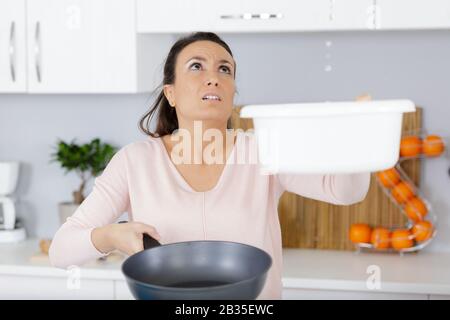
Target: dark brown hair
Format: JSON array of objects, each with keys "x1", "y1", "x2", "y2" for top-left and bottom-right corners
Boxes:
[{"x1": 139, "y1": 31, "x2": 236, "y2": 138}]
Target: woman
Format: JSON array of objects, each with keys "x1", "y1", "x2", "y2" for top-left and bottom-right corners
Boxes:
[{"x1": 49, "y1": 32, "x2": 370, "y2": 299}]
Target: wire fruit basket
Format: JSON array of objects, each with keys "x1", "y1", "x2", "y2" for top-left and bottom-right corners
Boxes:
[{"x1": 350, "y1": 129, "x2": 447, "y2": 255}]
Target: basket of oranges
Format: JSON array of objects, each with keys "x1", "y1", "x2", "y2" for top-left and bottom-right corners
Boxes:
[
  {"x1": 349, "y1": 131, "x2": 446, "y2": 254},
  {"x1": 350, "y1": 221, "x2": 436, "y2": 254},
  {"x1": 398, "y1": 129, "x2": 447, "y2": 160}
]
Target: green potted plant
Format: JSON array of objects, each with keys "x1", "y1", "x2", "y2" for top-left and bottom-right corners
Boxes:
[{"x1": 50, "y1": 138, "x2": 118, "y2": 225}]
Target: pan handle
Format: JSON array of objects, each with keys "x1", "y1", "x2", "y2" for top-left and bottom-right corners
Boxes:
[
  {"x1": 142, "y1": 233, "x2": 161, "y2": 250},
  {"x1": 118, "y1": 220, "x2": 161, "y2": 250}
]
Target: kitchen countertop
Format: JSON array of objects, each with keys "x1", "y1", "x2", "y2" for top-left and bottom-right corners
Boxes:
[{"x1": 1, "y1": 239, "x2": 450, "y2": 295}]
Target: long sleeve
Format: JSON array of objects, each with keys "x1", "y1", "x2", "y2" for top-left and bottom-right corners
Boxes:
[
  {"x1": 275, "y1": 172, "x2": 371, "y2": 205},
  {"x1": 48, "y1": 147, "x2": 130, "y2": 268}
]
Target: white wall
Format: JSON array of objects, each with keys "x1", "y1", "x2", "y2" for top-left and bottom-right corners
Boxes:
[{"x1": 1, "y1": 31, "x2": 449, "y2": 252}]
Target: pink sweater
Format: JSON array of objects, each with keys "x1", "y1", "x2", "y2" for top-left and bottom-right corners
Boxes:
[{"x1": 49, "y1": 131, "x2": 370, "y2": 299}]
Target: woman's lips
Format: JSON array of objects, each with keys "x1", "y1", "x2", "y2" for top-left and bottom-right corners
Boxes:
[{"x1": 202, "y1": 93, "x2": 222, "y2": 101}]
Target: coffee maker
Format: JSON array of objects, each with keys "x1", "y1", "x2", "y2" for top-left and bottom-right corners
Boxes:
[{"x1": 0, "y1": 161, "x2": 26, "y2": 242}]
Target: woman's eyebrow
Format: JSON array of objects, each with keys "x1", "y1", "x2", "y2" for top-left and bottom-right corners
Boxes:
[{"x1": 186, "y1": 56, "x2": 234, "y2": 67}]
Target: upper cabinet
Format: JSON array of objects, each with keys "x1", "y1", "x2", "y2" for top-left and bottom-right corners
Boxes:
[
  {"x1": 25, "y1": 0, "x2": 173, "y2": 93},
  {"x1": 0, "y1": 0, "x2": 173, "y2": 93},
  {"x1": 0, "y1": 0, "x2": 27, "y2": 93},
  {"x1": 376, "y1": 0, "x2": 450, "y2": 30},
  {"x1": 210, "y1": 0, "x2": 375, "y2": 32},
  {"x1": 1, "y1": 0, "x2": 450, "y2": 94},
  {"x1": 137, "y1": 0, "x2": 376, "y2": 33},
  {"x1": 137, "y1": 0, "x2": 215, "y2": 34},
  {"x1": 26, "y1": 0, "x2": 138, "y2": 93}
]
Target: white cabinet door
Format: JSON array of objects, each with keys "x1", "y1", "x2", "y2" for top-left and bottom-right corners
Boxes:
[
  {"x1": 377, "y1": 0, "x2": 450, "y2": 30},
  {"x1": 210, "y1": 0, "x2": 317, "y2": 33},
  {"x1": 429, "y1": 294, "x2": 450, "y2": 300},
  {"x1": 137, "y1": 0, "x2": 216, "y2": 33},
  {"x1": 0, "y1": 0, "x2": 27, "y2": 93},
  {"x1": 211, "y1": 0, "x2": 375, "y2": 32},
  {"x1": 330, "y1": 0, "x2": 377, "y2": 30},
  {"x1": 0, "y1": 274, "x2": 114, "y2": 299},
  {"x1": 114, "y1": 280, "x2": 135, "y2": 300},
  {"x1": 282, "y1": 288, "x2": 428, "y2": 300},
  {"x1": 137, "y1": 0, "x2": 375, "y2": 33},
  {"x1": 26, "y1": 0, "x2": 137, "y2": 93}
]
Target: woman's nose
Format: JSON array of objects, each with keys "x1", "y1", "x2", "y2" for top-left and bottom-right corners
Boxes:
[
  {"x1": 206, "y1": 80, "x2": 219, "y2": 87},
  {"x1": 205, "y1": 73, "x2": 219, "y2": 87}
]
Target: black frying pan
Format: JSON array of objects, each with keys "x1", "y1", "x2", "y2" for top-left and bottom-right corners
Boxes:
[{"x1": 120, "y1": 222, "x2": 272, "y2": 300}]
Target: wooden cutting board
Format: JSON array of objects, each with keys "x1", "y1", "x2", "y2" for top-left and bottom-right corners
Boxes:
[{"x1": 231, "y1": 105, "x2": 422, "y2": 250}]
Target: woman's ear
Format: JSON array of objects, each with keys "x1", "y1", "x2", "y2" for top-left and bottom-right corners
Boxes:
[{"x1": 163, "y1": 84, "x2": 176, "y2": 107}]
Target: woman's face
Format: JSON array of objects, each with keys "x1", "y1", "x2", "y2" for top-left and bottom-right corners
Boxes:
[{"x1": 163, "y1": 40, "x2": 236, "y2": 129}]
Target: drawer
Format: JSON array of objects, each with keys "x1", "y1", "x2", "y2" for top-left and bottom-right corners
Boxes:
[
  {"x1": 282, "y1": 288, "x2": 428, "y2": 300},
  {"x1": 429, "y1": 294, "x2": 450, "y2": 300},
  {"x1": 114, "y1": 280, "x2": 135, "y2": 300},
  {"x1": 0, "y1": 274, "x2": 114, "y2": 299}
]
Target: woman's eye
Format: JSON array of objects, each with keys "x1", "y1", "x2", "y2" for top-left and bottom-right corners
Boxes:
[
  {"x1": 189, "y1": 63, "x2": 231, "y2": 74},
  {"x1": 190, "y1": 62, "x2": 202, "y2": 70},
  {"x1": 220, "y1": 66, "x2": 232, "y2": 74}
]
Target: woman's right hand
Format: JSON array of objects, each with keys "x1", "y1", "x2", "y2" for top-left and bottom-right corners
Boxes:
[{"x1": 91, "y1": 221, "x2": 161, "y2": 256}]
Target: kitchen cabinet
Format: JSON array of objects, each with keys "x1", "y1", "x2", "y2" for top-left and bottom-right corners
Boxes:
[
  {"x1": 282, "y1": 288, "x2": 428, "y2": 300},
  {"x1": 26, "y1": 0, "x2": 133, "y2": 92},
  {"x1": 211, "y1": 0, "x2": 375, "y2": 33},
  {"x1": 0, "y1": 273, "x2": 442, "y2": 300},
  {"x1": 0, "y1": 274, "x2": 114, "y2": 299},
  {"x1": 2, "y1": 239, "x2": 450, "y2": 300},
  {"x1": 429, "y1": 294, "x2": 450, "y2": 300},
  {"x1": 114, "y1": 280, "x2": 135, "y2": 300},
  {"x1": 0, "y1": 0, "x2": 27, "y2": 93},
  {"x1": 26, "y1": 0, "x2": 167, "y2": 93},
  {"x1": 376, "y1": 0, "x2": 450, "y2": 30},
  {"x1": 137, "y1": 0, "x2": 215, "y2": 34},
  {"x1": 0, "y1": 0, "x2": 173, "y2": 93},
  {"x1": 137, "y1": 0, "x2": 375, "y2": 33},
  {"x1": 329, "y1": 0, "x2": 378, "y2": 31}
]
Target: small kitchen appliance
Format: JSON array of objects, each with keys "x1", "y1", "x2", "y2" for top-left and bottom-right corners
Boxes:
[{"x1": 0, "y1": 161, "x2": 26, "y2": 243}]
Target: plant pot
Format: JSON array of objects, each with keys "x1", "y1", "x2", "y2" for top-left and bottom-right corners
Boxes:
[{"x1": 58, "y1": 202, "x2": 80, "y2": 226}]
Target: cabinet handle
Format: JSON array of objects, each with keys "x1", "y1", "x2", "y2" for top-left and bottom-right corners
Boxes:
[
  {"x1": 34, "y1": 21, "x2": 41, "y2": 83},
  {"x1": 9, "y1": 21, "x2": 16, "y2": 82},
  {"x1": 220, "y1": 13, "x2": 283, "y2": 20}
]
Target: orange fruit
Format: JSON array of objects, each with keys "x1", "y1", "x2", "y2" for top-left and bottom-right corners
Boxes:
[
  {"x1": 391, "y1": 181, "x2": 415, "y2": 204},
  {"x1": 377, "y1": 168, "x2": 400, "y2": 188},
  {"x1": 370, "y1": 227, "x2": 391, "y2": 249},
  {"x1": 412, "y1": 221, "x2": 433, "y2": 243},
  {"x1": 422, "y1": 135, "x2": 445, "y2": 157},
  {"x1": 404, "y1": 197, "x2": 428, "y2": 222},
  {"x1": 400, "y1": 136, "x2": 422, "y2": 157},
  {"x1": 391, "y1": 229, "x2": 414, "y2": 250},
  {"x1": 349, "y1": 223, "x2": 372, "y2": 243}
]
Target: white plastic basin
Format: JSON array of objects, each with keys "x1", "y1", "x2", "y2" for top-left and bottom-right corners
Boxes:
[{"x1": 239, "y1": 99, "x2": 416, "y2": 174}]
